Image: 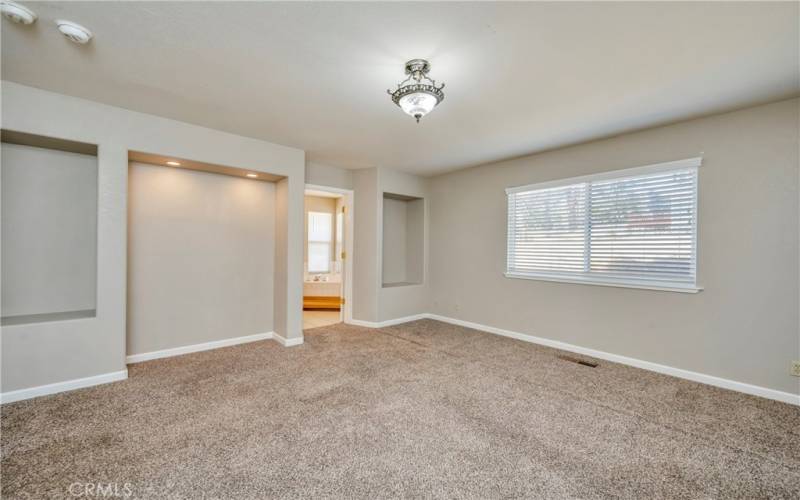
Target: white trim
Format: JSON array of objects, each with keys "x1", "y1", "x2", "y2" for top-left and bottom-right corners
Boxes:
[
  {"x1": 505, "y1": 156, "x2": 703, "y2": 194},
  {"x1": 504, "y1": 272, "x2": 703, "y2": 293},
  {"x1": 126, "y1": 332, "x2": 274, "y2": 364},
  {"x1": 1, "y1": 369, "x2": 128, "y2": 404},
  {"x1": 344, "y1": 312, "x2": 798, "y2": 405},
  {"x1": 346, "y1": 313, "x2": 428, "y2": 329},
  {"x1": 346, "y1": 319, "x2": 380, "y2": 328},
  {"x1": 6, "y1": 314, "x2": 793, "y2": 407},
  {"x1": 273, "y1": 332, "x2": 304, "y2": 347},
  {"x1": 425, "y1": 314, "x2": 800, "y2": 406}
]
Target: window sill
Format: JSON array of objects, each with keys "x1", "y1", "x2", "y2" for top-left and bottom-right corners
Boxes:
[{"x1": 503, "y1": 272, "x2": 703, "y2": 294}]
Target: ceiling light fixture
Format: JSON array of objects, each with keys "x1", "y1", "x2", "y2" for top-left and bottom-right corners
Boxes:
[
  {"x1": 55, "y1": 19, "x2": 93, "y2": 44},
  {"x1": 166, "y1": 161, "x2": 181, "y2": 166},
  {"x1": 0, "y1": 1, "x2": 37, "y2": 24},
  {"x1": 387, "y1": 59, "x2": 445, "y2": 123},
  {"x1": 246, "y1": 173, "x2": 258, "y2": 178}
]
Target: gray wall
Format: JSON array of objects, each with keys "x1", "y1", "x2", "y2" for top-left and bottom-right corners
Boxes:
[
  {"x1": 382, "y1": 196, "x2": 425, "y2": 286},
  {"x1": 306, "y1": 161, "x2": 353, "y2": 191},
  {"x1": 352, "y1": 168, "x2": 380, "y2": 322},
  {"x1": 377, "y1": 168, "x2": 430, "y2": 322},
  {"x1": 1, "y1": 144, "x2": 97, "y2": 318},
  {"x1": 351, "y1": 166, "x2": 432, "y2": 323},
  {"x1": 306, "y1": 163, "x2": 431, "y2": 324},
  {"x1": 429, "y1": 98, "x2": 799, "y2": 394},
  {"x1": 127, "y1": 162, "x2": 275, "y2": 355},
  {"x1": 272, "y1": 175, "x2": 304, "y2": 343},
  {"x1": 1, "y1": 81, "x2": 304, "y2": 395},
  {"x1": 405, "y1": 198, "x2": 425, "y2": 285},
  {"x1": 382, "y1": 197, "x2": 408, "y2": 284}
]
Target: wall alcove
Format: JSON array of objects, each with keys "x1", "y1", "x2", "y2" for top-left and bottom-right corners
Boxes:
[
  {"x1": 1, "y1": 130, "x2": 98, "y2": 326},
  {"x1": 382, "y1": 192, "x2": 424, "y2": 288}
]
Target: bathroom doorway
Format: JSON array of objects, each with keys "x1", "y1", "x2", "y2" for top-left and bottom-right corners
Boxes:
[{"x1": 302, "y1": 184, "x2": 353, "y2": 330}]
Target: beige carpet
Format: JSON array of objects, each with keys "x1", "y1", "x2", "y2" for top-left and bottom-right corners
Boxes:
[{"x1": 2, "y1": 319, "x2": 799, "y2": 499}]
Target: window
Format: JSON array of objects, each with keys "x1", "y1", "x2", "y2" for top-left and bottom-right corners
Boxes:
[
  {"x1": 506, "y1": 158, "x2": 701, "y2": 292},
  {"x1": 308, "y1": 211, "x2": 332, "y2": 273}
]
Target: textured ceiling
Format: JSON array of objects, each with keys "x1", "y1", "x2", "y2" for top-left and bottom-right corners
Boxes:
[{"x1": 2, "y1": 2, "x2": 798, "y2": 176}]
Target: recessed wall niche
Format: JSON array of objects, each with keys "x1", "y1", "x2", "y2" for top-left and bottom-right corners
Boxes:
[
  {"x1": 1, "y1": 130, "x2": 98, "y2": 325},
  {"x1": 382, "y1": 192, "x2": 424, "y2": 287}
]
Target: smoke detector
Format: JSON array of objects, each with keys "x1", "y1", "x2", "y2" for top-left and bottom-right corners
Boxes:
[
  {"x1": 0, "y1": 1, "x2": 37, "y2": 25},
  {"x1": 55, "y1": 19, "x2": 92, "y2": 44}
]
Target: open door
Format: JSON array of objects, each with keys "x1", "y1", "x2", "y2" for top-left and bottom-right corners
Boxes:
[{"x1": 302, "y1": 185, "x2": 354, "y2": 330}]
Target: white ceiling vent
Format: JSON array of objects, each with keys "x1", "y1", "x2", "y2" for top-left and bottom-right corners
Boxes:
[
  {"x1": 0, "y1": 1, "x2": 37, "y2": 25},
  {"x1": 56, "y1": 20, "x2": 93, "y2": 44}
]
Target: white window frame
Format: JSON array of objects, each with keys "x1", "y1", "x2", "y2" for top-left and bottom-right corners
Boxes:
[{"x1": 505, "y1": 157, "x2": 703, "y2": 293}]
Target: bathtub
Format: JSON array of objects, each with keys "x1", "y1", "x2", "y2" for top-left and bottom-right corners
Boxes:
[{"x1": 304, "y1": 274, "x2": 341, "y2": 297}]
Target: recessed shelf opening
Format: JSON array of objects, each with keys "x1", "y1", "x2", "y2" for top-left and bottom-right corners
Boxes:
[
  {"x1": 1, "y1": 130, "x2": 99, "y2": 326},
  {"x1": 382, "y1": 192, "x2": 424, "y2": 288}
]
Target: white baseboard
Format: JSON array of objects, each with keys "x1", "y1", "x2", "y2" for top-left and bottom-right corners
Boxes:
[
  {"x1": 343, "y1": 311, "x2": 798, "y2": 406},
  {"x1": 273, "y1": 332, "x2": 304, "y2": 347},
  {"x1": 7, "y1": 316, "x2": 792, "y2": 406},
  {"x1": 126, "y1": 332, "x2": 274, "y2": 364},
  {"x1": 425, "y1": 314, "x2": 800, "y2": 406},
  {"x1": 1, "y1": 369, "x2": 128, "y2": 405},
  {"x1": 346, "y1": 313, "x2": 428, "y2": 329},
  {"x1": 346, "y1": 319, "x2": 378, "y2": 328}
]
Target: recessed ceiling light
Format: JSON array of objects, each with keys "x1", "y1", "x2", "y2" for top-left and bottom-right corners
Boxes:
[
  {"x1": 246, "y1": 173, "x2": 258, "y2": 178},
  {"x1": 0, "y1": 1, "x2": 37, "y2": 25},
  {"x1": 55, "y1": 19, "x2": 93, "y2": 44},
  {"x1": 166, "y1": 161, "x2": 181, "y2": 166}
]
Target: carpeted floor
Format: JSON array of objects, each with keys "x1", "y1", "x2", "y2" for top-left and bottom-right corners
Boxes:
[{"x1": 2, "y1": 319, "x2": 799, "y2": 499}]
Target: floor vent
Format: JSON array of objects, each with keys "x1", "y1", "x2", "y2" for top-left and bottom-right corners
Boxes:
[{"x1": 558, "y1": 355, "x2": 598, "y2": 368}]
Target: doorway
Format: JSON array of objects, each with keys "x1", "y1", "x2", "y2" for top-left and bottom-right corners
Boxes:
[{"x1": 302, "y1": 184, "x2": 353, "y2": 330}]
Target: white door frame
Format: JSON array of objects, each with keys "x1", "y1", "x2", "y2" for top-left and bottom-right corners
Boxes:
[{"x1": 304, "y1": 183, "x2": 354, "y2": 323}]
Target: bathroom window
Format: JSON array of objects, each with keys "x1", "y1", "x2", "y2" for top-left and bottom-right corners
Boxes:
[
  {"x1": 506, "y1": 158, "x2": 701, "y2": 292},
  {"x1": 308, "y1": 211, "x2": 332, "y2": 273}
]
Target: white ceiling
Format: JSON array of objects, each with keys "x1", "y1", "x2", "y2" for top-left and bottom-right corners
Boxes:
[{"x1": 2, "y1": 2, "x2": 798, "y2": 176}]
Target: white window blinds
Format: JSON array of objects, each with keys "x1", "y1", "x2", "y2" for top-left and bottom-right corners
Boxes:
[
  {"x1": 506, "y1": 158, "x2": 700, "y2": 292},
  {"x1": 308, "y1": 211, "x2": 333, "y2": 273}
]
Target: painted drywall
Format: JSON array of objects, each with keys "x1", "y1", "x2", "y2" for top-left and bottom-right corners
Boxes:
[
  {"x1": 381, "y1": 196, "x2": 425, "y2": 286},
  {"x1": 377, "y1": 168, "x2": 431, "y2": 322},
  {"x1": 273, "y1": 175, "x2": 305, "y2": 344},
  {"x1": 429, "y1": 98, "x2": 800, "y2": 395},
  {"x1": 351, "y1": 167, "x2": 432, "y2": 323},
  {"x1": 0, "y1": 81, "x2": 304, "y2": 395},
  {"x1": 4, "y1": 3, "x2": 798, "y2": 176},
  {"x1": 382, "y1": 197, "x2": 408, "y2": 284},
  {"x1": 127, "y1": 163, "x2": 275, "y2": 355},
  {"x1": 1, "y1": 144, "x2": 97, "y2": 318},
  {"x1": 352, "y1": 168, "x2": 380, "y2": 322},
  {"x1": 306, "y1": 161, "x2": 353, "y2": 190},
  {"x1": 304, "y1": 195, "x2": 338, "y2": 269},
  {"x1": 405, "y1": 198, "x2": 425, "y2": 285},
  {"x1": 305, "y1": 161, "x2": 431, "y2": 324}
]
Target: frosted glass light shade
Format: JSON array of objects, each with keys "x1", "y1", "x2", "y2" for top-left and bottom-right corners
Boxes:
[{"x1": 399, "y1": 92, "x2": 438, "y2": 120}]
